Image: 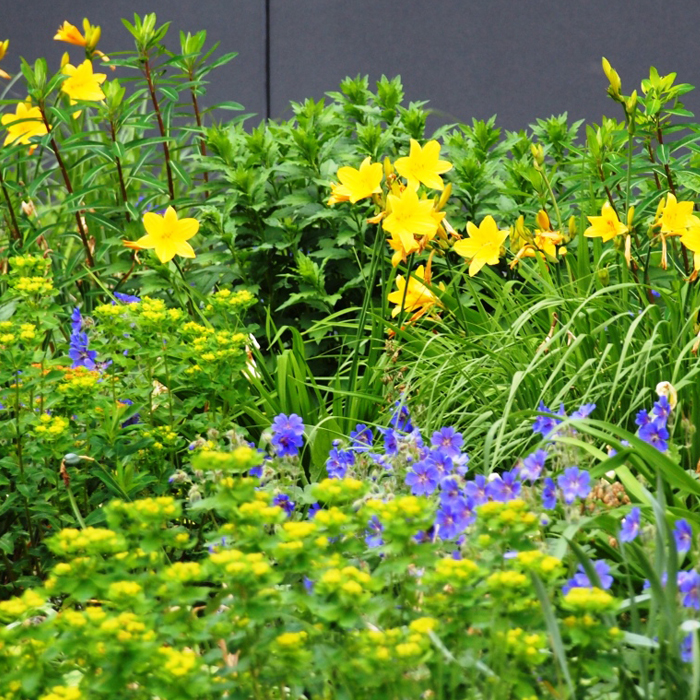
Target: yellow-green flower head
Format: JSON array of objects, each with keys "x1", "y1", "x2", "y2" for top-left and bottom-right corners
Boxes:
[
  {"x1": 584, "y1": 201, "x2": 628, "y2": 242},
  {"x1": 332, "y1": 156, "x2": 383, "y2": 204},
  {"x1": 383, "y1": 185, "x2": 440, "y2": 239},
  {"x1": 39, "y1": 686, "x2": 82, "y2": 700},
  {"x1": 562, "y1": 586, "x2": 617, "y2": 613},
  {"x1": 453, "y1": 215, "x2": 508, "y2": 276},
  {"x1": 0, "y1": 40, "x2": 9, "y2": 80},
  {"x1": 128, "y1": 206, "x2": 199, "y2": 263},
  {"x1": 61, "y1": 59, "x2": 106, "y2": 102},
  {"x1": 394, "y1": 139, "x2": 453, "y2": 191}
]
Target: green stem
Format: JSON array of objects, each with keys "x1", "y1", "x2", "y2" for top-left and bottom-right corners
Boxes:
[
  {"x1": 397, "y1": 252, "x2": 416, "y2": 331},
  {"x1": 0, "y1": 167, "x2": 21, "y2": 243},
  {"x1": 539, "y1": 164, "x2": 563, "y2": 231},
  {"x1": 66, "y1": 483, "x2": 87, "y2": 529}
]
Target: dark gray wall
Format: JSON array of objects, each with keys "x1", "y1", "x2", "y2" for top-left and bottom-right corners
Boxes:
[{"x1": 3, "y1": 0, "x2": 700, "y2": 131}]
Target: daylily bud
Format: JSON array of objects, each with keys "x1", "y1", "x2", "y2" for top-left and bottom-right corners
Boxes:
[
  {"x1": 602, "y1": 57, "x2": 622, "y2": 98},
  {"x1": 568, "y1": 215, "x2": 577, "y2": 237},
  {"x1": 656, "y1": 381, "x2": 678, "y2": 409},
  {"x1": 598, "y1": 267, "x2": 610, "y2": 286},
  {"x1": 383, "y1": 156, "x2": 394, "y2": 178},
  {"x1": 531, "y1": 143, "x2": 544, "y2": 167},
  {"x1": 536, "y1": 209, "x2": 550, "y2": 231},
  {"x1": 0, "y1": 40, "x2": 8, "y2": 62},
  {"x1": 626, "y1": 90, "x2": 638, "y2": 114},
  {"x1": 558, "y1": 246, "x2": 567, "y2": 257},
  {"x1": 653, "y1": 196, "x2": 666, "y2": 225},
  {"x1": 87, "y1": 25, "x2": 102, "y2": 50},
  {"x1": 627, "y1": 205, "x2": 635, "y2": 228},
  {"x1": 437, "y1": 182, "x2": 452, "y2": 211},
  {"x1": 60, "y1": 51, "x2": 70, "y2": 68}
]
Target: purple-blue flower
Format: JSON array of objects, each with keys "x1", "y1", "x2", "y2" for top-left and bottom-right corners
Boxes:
[
  {"x1": 675, "y1": 519, "x2": 693, "y2": 554},
  {"x1": 271, "y1": 413, "x2": 305, "y2": 436},
  {"x1": 520, "y1": 449, "x2": 547, "y2": 482},
  {"x1": 349, "y1": 423, "x2": 373, "y2": 451},
  {"x1": 389, "y1": 400, "x2": 414, "y2": 433},
  {"x1": 69, "y1": 331, "x2": 97, "y2": 370},
  {"x1": 405, "y1": 460, "x2": 440, "y2": 496},
  {"x1": 365, "y1": 515, "x2": 384, "y2": 548},
  {"x1": 619, "y1": 507, "x2": 641, "y2": 543},
  {"x1": 435, "y1": 498, "x2": 474, "y2": 540},
  {"x1": 271, "y1": 430, "x2": 303, "y2": 457},
  {"x1": 638, "y1": 420, "x2": 669, "y2": 452},
  {"x1": 430, "y1": 427, "x2": 464, "y2": 458},
  {"x1": 679, "y1": 570, "x2": 700, "y2": 609},
  {"x1": 571, "y1": 403, "x2": 596, "y2": 420},
  {"x1": 542, "y1": 477, "x2": 557, "y2": 509},
  {"x1": 651, "y1": 395, "x2": 671, "y2": 423},
  {"x1": 380, "y1": 427, "x2": 399, "y2": 456},
  {"x1": 487, "y1": 471, "x2": 521, "y2": 502},
  {"x1": 273, "y1": 494, "x2": 295, "y2": 516},
  {"x1": 635, "y1": 409, "x2": 652, "y2": 428},
  {"x1": 681, "y1": 633, "x2": 694, "y2": 663},
  {"x1": 427, "y1": 448, "x2": 453, "y2": 479},
  {"x1": 532, "y1": 400, "x2": 563, "y2": 437},
  {"x1": 562, "y1": 560, "x2": 613, "y2": 594},
  {"x1": 326, "y1": 447, "x2": 354, "y2": 479},
  {"x1": 113, "y1": 291, "x2": 141, "y2": 304},
  {"x1": 464, "y1": 474, "x2": 488, "y2": 506},
  {"x1": 557, "y1": 467, "x2": 591, "y2": 505}
]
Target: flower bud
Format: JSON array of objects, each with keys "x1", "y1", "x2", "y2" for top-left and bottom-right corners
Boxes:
[
  {"x1": 656, "y1": 381, "x2": 678, "y2": 409},
  {"x1": 530, "y1": 143, "x2": 544, "y2": 167},
  {"x1": 60, "y1": 51, "x2": 70, "y2": 68},
  {"x1": 536, "y1": 209, "x2": 550, "y2": 231},
  {"x1": 598, "y1": 267, "x2": 610, "y2": 286},
  {"x1": 602, "y1": 57, "x2": 622, "y2": 97}
]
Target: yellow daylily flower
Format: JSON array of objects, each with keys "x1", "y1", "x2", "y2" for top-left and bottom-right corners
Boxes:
[
  {"x1": 61, "y1": 60, "x2": 106, "y2": 103},
  {"x1": 333, "y1": 157, "x2": 383, "y2": 204},
  {"x1": 394, "y1": 139, "x2": 453, "y2": 191},
  {"x1": 387, "y1": 230, "x2": 421, "y2": 268},
  {"x1": 658, "y1": 193, "x2": 698, "y2": 236},
  {"x1": 327, "y1": 182, "x2": 351, "y2": 206},
  {"x1": 1, "y1": 100, "x2": 49, "y2": 152},
  {"x1": 584, "y1": 202, "x2": 628, "y2": 242},
  {"x1": 54, "y1": 21, "x2": 87, "y2": 46},
  {"x1": 0, "y1": 40, "x2": 9, "y2": 80},
  {"x1": 387, "y1": 265, "x2": 443, "y2": 320},
  {"x1": 383, "y1": 186, "x2": 440, "y2": 240},
  {"x1": 680, "y1": 222, "x2": 700, "y2": 272},
  {"x1": 126, "y1": 207, "x2": 200, "y2": 264},
  {"x1": 453, "y1": 215, "x2": 508, "y2": 276}
]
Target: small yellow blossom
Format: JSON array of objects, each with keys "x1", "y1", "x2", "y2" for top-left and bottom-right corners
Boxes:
[
  {"x1": 584, "y1": 202, "x2": 628, "y2": 242},
  {"x1": 126, "y1": 206, "x2": 199, "y2": 263},
  {"x1": 331, "y1": 156, "x2": 383, "y2": 204},
  {"x1": 394, "y1": 139, "x2": 453, "y2": 190},
  {"x1": 387, "y1": 264, "x2": 443, "y2": 320},
  {"x1": 2, "y1": 100, "x2": 48, "y2": 150},
  {"x1": 453, "y1": 215, "x2": 508, "y2": 276},
  {"x1": 54, "y1": 21, "x2": 88, "y2": 46},
  {"x1": 61, "y1": 60, "x2": 106, "y2": 102}
]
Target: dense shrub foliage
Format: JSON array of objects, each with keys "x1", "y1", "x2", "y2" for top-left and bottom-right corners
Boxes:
[{"x1": 2, "y1": 12, "x2": 700, "y2": 700}]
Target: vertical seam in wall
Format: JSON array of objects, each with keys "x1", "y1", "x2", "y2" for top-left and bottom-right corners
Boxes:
[{"x1": 265, "y1": 0, "x2": 271, "y2": 120}]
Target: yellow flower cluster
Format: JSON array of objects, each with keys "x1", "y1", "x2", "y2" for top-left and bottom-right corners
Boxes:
[
  {"x1": 99, "y1": 612, "x2": 155, "y2": 643},
  {"x1": 432, "y1": 556, "x2": 479, "y2": 584},
  {"x1": 0, "y1": 589, "x2": 45, "y2": 620},
  {"x1": 159, "y1": 646, "x2": 200, "y2": 677},
  {"x1": 33, "y1": 413, "x2": 70, "y2": 440},
  {"x1": 51, "y1": 527, "x2": 123, "y2": 555},
  {"x1": 132, "y1": 297, "x2": 184, "y2": 330},
  {"x1": 192, "y1": 446, "x2": 259, "y2": 472},
  {"x1": 163, "y1": 561, "x2": 202, "y2": 582},
  {"x1": 0, "y1": 320, "x2": 37, "y2": 347},
  {"x1": 275, "y1": 630, "x2": 308, "y2": 648},
  {"x1": 8, "y1": 254, "x2": 50, "y2": 276},
  {"x1": 205, "y1": 288, "x2": 255, "y2": 315},
  {"x1": 316, "y1": 564, "x2": 373, "y2": 600},
  {"x1": 38, "y1": 687, "x2": 81, "y2": 700},
  {"x1": 486, "y1": 570, "x2": 529, "y2": 591},
  {"x1": 188, "y1": 329, "x2": 247, "y2": 369},
  {"x1": 513, "y1": 549, "x2": 563, "y2": 579},
  {"x1": 477, "y1": 499, "x2": 539, "y2": 532},
  {"x1": 208, "y1": 549, "x2": 273, "y2": 583},
  {"x1": 362, "y1": 495, "x2": 432, "y2": 540},
  {"x1": 108, "y1": 496, "x2": 181, "y2": 525},
  {"x1": 108, "y1": 580, "x2": 143, "y2": 599},
  {"x1": 11, "y1": 276, "x2": 55, "y2": 295},
  {"x1": 496, "y1": 628, "x2": 548, "y2": 665},
  {"x1": 562, "y1": 586, "x2": 617, "y2": 613},
  {"x1": 311, "y1": 477, "x2": 366, "y2": 503},
  {"x1": 142, "y1": 426, "x2": 180, "y2": 451},
  {"x1": 57, "y1": 366, "x2": 100, "y2": 397},
  {"x1": 237, "y1": 495, "x2": 286, "y2": 525},
  {"x1": 92, "y1": 303, "x2": 128, "y2": 320}
]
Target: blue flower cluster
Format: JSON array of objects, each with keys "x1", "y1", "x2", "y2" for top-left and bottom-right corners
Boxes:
[
  {"x1": 635, "y1": 395, "x2": 672, "y2": 452},
  {"x1": 68, "y1": 308, "x2": 97, "y2": 370}
]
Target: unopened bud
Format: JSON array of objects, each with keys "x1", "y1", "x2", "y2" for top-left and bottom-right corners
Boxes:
[
  {"x1": 602, "y1": 57, "x2": 622, "y2": 97},
  {"x1": 627, "y1": 205, "x2": 635, "y2": 228},
  {"x1": 383, "y1": 156, "x2": 394, "y2": 178},
  {"x1": 63, "y1": 453, "x2": 82, "y2": 466},
  {"x1": 437, "y1": 181, "x2": 452, "y2": 211},
  {"x1": 21, "y1": 200, "x2": 36, "y2": 217},
  {"x1": 598, "y1": 267, "x2": 610, "y2": 286},
  {"x1": 60, "y1": 51, "x2": 70, "y2": 68},
  {"x1": 530, "y1": 143, "x2": 545, "y2": 167}
]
